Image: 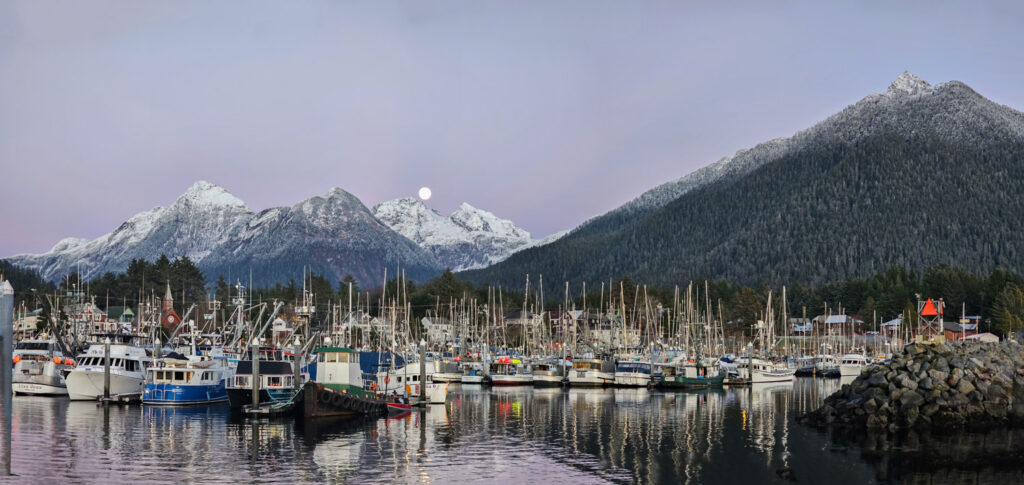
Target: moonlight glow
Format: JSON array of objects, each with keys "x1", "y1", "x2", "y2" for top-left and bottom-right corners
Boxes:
[{"x1": 418, "y1": 187, "x2": 432, "y2": 201}]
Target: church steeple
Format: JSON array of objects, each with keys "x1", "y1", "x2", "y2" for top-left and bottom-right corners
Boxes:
[{"x1": 163, "y1": 282, "x2": 173, "y2": 312}]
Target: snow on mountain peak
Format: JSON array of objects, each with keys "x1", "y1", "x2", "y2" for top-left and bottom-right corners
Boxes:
[
  {"x1": 887, "y1": 71, "x2": 932, "y2": 97},
  {"x1": 372, "y1": 198, "x2": 547, "y2": 270},
  {"x1": 178, "y1": 180, "x2": 248, "y2": 209}
]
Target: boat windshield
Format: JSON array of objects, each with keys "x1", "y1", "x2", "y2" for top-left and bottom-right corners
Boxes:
[{"x1": 15, "y1": 342, "x2": 49, "y2": 351}]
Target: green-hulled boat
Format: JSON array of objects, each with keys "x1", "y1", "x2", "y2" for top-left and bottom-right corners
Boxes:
[{"x1": 655, "y1": 362, "x2": 724, "y2": 389}]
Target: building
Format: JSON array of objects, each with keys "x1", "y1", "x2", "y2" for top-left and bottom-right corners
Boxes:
[
  {"x1": 943, "y1": 320, "x2": 979, "y2": 341},
  {"x1": 159, "y1": 283, "x2": 182, "y2": 329},
  {"x1": 963, "y1": 332, "x2": 998, "y2": 343},
  {"x1": 13, "y1": 307, "x2": 40, "y2": 340}
]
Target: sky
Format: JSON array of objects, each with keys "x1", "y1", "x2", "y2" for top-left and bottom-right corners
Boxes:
[{"x1": 2, "y1": 1, "x2": 1024, "y2": 256}]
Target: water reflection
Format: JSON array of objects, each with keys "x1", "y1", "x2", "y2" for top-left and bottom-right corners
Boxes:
[{"x1": 9, "y1": 379, "x2": 1024, "y2": 483}]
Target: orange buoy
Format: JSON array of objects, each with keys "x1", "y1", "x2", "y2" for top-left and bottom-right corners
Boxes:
[
  {"x1": 65, "y1": 358, "x2": 74, "y2": 366},
  {"x1": 12, "y1": 355, "x2": 20, "y2": 364},
  {"x1": 54, "y1": 356, "x2": 62, "y2": 365}
]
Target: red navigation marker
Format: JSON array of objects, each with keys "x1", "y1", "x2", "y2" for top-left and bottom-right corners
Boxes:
[{"x1": 921, "y1": 298, "x2": 938, "y2": 317}]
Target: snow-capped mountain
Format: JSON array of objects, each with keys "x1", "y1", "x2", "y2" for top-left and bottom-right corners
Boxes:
[
  {"x1": 372, "y1": 197, "x2": 558, "y2": 271},
  {"x1": 9, "y1": 182, "x2": 442, "y2": 285},
  {"x1": 10, "y1": 181, "x2": 253, "y2": 281},
  {"x1": 203, "y1": 188, "x2": 441, "y2": 286}
]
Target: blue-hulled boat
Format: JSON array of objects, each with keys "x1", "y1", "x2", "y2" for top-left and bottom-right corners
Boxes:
[{"x1": 143, "y1": 352, "x2": 235, "y2": 405}]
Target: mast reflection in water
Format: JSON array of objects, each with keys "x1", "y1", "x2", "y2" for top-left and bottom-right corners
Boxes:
[{"x1": 8, "y1": 379, "x2": 1023, "y2": 483}]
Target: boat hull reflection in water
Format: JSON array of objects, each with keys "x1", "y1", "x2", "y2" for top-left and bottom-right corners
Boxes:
[{"x1": 9, "y1": 379, "x2": 1024, "y2": 483}]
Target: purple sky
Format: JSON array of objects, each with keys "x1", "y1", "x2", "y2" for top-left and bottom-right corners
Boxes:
[{"x1": 3, "y1": 1, "x2": 1024, "y2": 256}]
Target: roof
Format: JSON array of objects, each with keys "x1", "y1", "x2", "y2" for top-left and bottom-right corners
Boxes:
[
  {"x1": 964, "y1": 333, "x2": 999, "y2": 342},
  {"x1": 880, "y1": 318, "x2": 901, "y2": 327}
]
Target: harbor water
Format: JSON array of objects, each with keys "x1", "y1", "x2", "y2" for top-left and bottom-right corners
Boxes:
[{"x1": 5, "y1": 378, "x2": 1024, "y2": 484}]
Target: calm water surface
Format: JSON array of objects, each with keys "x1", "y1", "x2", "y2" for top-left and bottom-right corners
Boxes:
[{"x1": 5, "y1": 378, "x2": 1024, "y2": 484}]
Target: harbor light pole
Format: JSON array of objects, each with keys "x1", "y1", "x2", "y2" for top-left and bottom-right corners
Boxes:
[{"x1": 1, "y1": 279, "x2": 14, "y2": 475}]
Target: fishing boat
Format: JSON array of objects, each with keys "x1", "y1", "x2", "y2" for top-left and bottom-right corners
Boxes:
[
  {"x1": 301, "y1": 347, "x2": 386, "y2": 419},
  {"x1": 489, "y1": 356, "x2": 533, "y2": 386},
  {"x1": 530, "y1": 361, "x2": 564, "y2": 387},
  {"x1": 567, "y1": 357, "x2": 615, "y2": 387},
  {"x1": 613, "y1": 358, "x2": 653, "y2": 387},
  {"x1": 12, "y1": 338, "x2": 74, "y2": 396},
  {"x1": 656, "y1": 360, "x2": 724, "y2": 389},
  {"x1": 377, "y1": 358, "x2": 447, "y2": 405},
  {"x1": 142, "y1": 352, "x2": 234, "y2": 405},
  {"x1": 432, "y1": 360, "x2": 463, "y2": 383},
  {"x1": 838, "y1": 353, "x2": 869, "y2": 377},
  {"x1": 459, "y1": 362, "x2": 487, "y2": 384},
  {"x1": 66, "y1": 334, "x2": 154, "y2": 400},
  {"x1": 226, "y1": 347, "x2": 302, "y2": 408},
  {"x1": 738, "y1": 357, "x2": 795, "y2": 383}
]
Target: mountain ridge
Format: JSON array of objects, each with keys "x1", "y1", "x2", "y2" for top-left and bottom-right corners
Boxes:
[{"x1": 461, "y1": 72, "x2": 1024, "y2": 288}]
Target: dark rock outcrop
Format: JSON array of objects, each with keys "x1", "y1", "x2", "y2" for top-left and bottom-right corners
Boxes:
[{"x1": 802, "y1": 341, "x2": 1024, "y2": 433}]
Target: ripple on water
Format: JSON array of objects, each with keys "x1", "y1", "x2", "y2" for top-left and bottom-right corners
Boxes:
[{"x1": 9, "y1": 379, "x2": 1006, "y2": 483}]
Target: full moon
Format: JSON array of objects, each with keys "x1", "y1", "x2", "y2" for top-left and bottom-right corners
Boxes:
[{"x1": 418, "y1": 186, "x2": 432, "y2": 200}]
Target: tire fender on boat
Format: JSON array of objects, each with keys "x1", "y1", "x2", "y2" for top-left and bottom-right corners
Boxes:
[
  {"x1": 318, "y1": 389, "x2": 334, "y2": 404},
  {"x1": 330, "y1": 392, "x2": 345, "y2": 408}
]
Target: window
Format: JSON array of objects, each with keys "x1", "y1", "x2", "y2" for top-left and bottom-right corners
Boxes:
[
  {"x1": 174, "y1": 371, "x2": 184, "y2": 381},
  {"x1": 268, "y1": 377, "x2": 282, "y2": 387}
]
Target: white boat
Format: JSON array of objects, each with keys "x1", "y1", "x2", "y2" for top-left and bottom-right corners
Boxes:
[
  {"x1": 815, "y1": 354, "x2": 839, "y2": 373},
  {"x1": 460, "y1": 362, "x2": 486, "y2": 384},
  {"x1": 839, "y1": 353, "x2": 869, "y2": 377},
  {"x1": 531, "y1": 361, "x2": 564, "y2": 387},
  {"x1": 427, "y1": 381, "x2": 448, "y2": 404},
  {"x1": 377, "y1": 358, "x2": 447, "y2": 405},
  {"x1": 613, "y1": 359, "x2": 653, "y2": 387},
  {"x1": 567, "y1": 358, "x2": 615, "y2": 387},
  {"x1": 12, "y1": 338, "x2": 73, "y2": 396},
  {"x1": 432, "y1": 360, "x2": 463, "y2": 382},
  {"x1": 66, "y1": 337, "x2": 154, "y2": 401},
  {"x1": 737, "y1": 357, "x2": 795, "y2": 383},
  {"x1": 489, "y1": 358, "x2": 533, "y2": 386}
]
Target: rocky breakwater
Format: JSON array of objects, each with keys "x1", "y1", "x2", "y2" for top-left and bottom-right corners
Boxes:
[{"x1": 802, "y1": 341, "x2": 1024, "y2": 433}]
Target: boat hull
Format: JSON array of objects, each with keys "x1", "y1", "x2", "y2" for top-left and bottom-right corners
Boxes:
[
  {"x1": 66, "y1": 370, "x2": 145, "y2": 401},
  {"x1": 839, "y1": 365, "x2": 864, "y2": 377},
  {"x1": 432, "y1": 372, "x2": 462, "y2": 383},
  {"x1": 490, "y1": 374, "x2": 533, "y2": 386},
  {"x1": 143, "y1": 382, "x2": 228, "y2": 405},
  {"x1": 656, "y1": 374, "x2": 725, "y2": 389},
  {"x1": 302, "y1": 382, "x2": 385, "y2": 419},
  {"x1": 532, "y1": 373, "x2": 564, "y2": 387},
  {"x1": 227, "y1": 387, "x2": 296, "y2": 408},
  {"x1": 460, "y1": 375, "x2": 486, "y2": 384},
  {"x1": 12, "y1": 381, "x2": 68, "y2": 396},
  {"x1": 568, "y1": 371, "x2": 614, "y2": 387},
  {"x1": 613, "y1": 373, "x2": 651, "y2": 387},
  {"x1": 751, "y1": 369, "x2": 795, "y2": 383},
  {"x1": 13, "y1": 372, "x2": 68, "y2": 396}
]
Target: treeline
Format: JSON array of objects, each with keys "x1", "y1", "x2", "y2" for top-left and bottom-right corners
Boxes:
[
  {"x1": 463, "y1": 131, "x2": 1024, "y2": 291},
  {"x1": 6, "y1": 256, "x2": 1024, "y2": 338}
]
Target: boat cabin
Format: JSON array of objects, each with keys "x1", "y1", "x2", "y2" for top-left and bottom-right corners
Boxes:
[
  {"x1": 314, "y1": 347, "x2": 364, "y2": 392},
  {"x1": 615, "y1": 361, "x2": 652, "y2": 374},
  {"x1": 149, "y1": 368, "x2": 222, "y2": 386}
]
